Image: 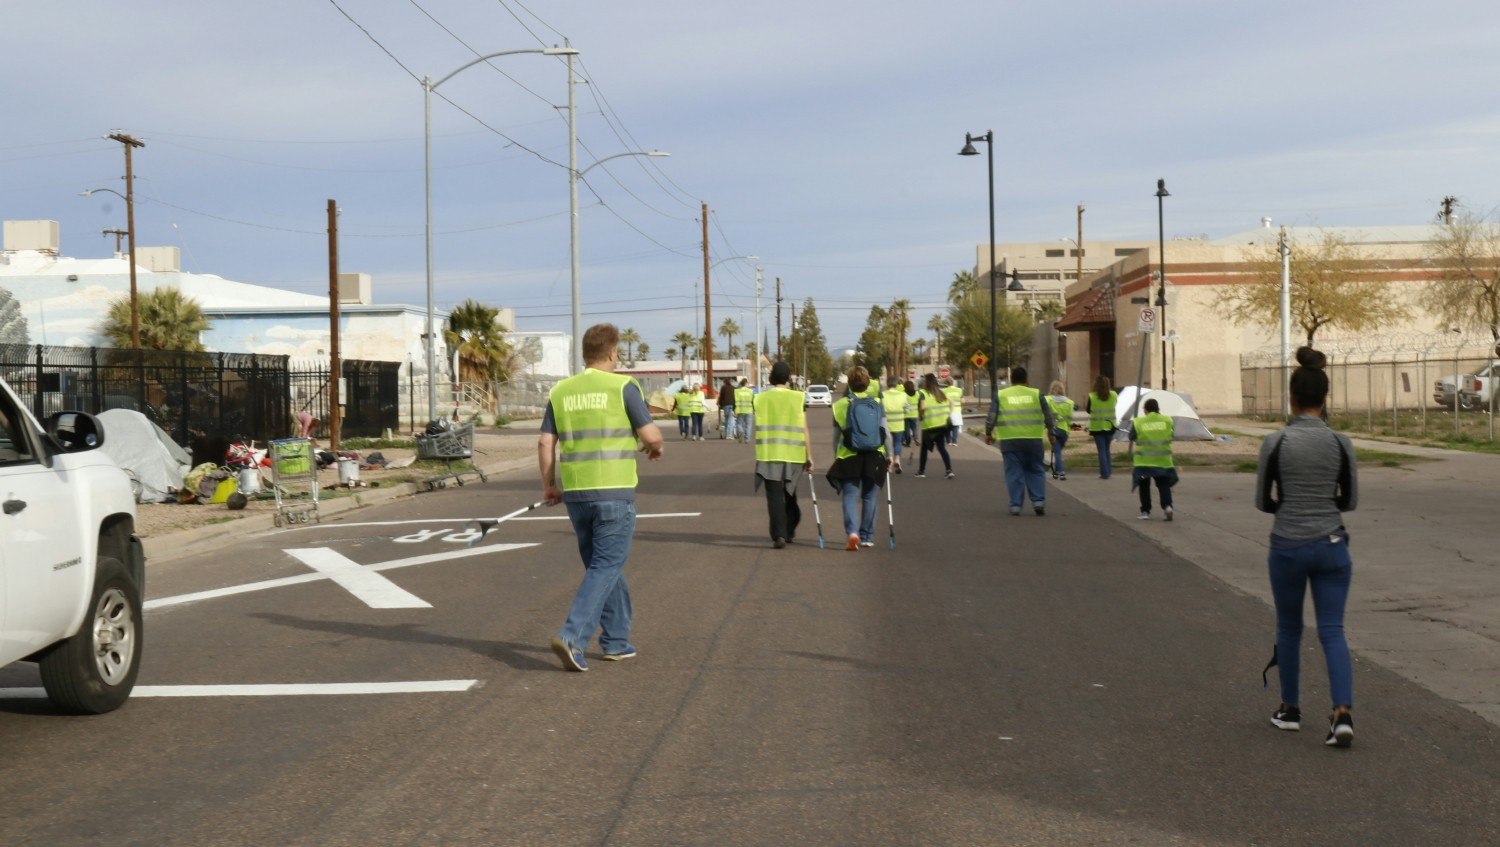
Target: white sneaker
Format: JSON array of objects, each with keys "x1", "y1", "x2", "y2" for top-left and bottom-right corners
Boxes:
[
  {"x1": 1164, "y1": 506, "x2": 1174, "y2": 522},
  {"x1": 1137, "y1": 512, "x2": 1150, "y2": 520}
]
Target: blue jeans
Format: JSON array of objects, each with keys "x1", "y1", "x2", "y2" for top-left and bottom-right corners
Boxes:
[
  {"x1": 839, "y1": 479, "x2": 879, "y2": 542},
  {"x1": 1050, "y1": 427, "x2": 1069, "y2": 476},
  {"x1": 1092, "y1": 430, "x2": 1114, "y2": 478},
  {"x1": 947, "y1": 414, "x2": 960, "y2": 444},
  {"x1": 904, "y1": 419, "x2": 919, "y2": 448},
  {"x1": 558, "y1": 499, "x2": 636, "y2": 654},
  {"x1": 1001, "y1": 443, "x2": 1047, "y2": 511},
  {"x1": 691, "y1": 413, "x2": 704, "y2": 438},
  {"x1": 1268, "y1": 530, "x2": 1353, "y2": 709},
  {"x1": 889, "y1": 430, "x2": 903, "y2": 461},
  {"x1": 737, "y1": 413, "x2": 753, "y2": 443},
  {"x1": 677, "y1": 416, "x2": 690, "y2": 437},
  {"x1": 723, "y1": 408, "x2": 736, "y2": 439}
]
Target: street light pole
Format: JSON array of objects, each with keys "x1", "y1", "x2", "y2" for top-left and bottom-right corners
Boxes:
[
  {"x1": 754, "y1": 265, "x2": 763, "y2": 386},
  {"x1": 960, "y1": 131, "x2": 997, "y2": 398},
  {"x1": 423, "y1": 46, "x2": 576, "y2": 420},
  {"x1": 1155, "y1": 178, "x2": 1170, "y2": 390}
]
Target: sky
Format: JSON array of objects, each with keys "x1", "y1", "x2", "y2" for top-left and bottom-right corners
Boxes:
[{"x1": 4, "y1": 0, "x2": 1499, "y2": 355}]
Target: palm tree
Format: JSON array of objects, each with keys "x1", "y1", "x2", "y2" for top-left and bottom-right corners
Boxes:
[
  {"x1": 620, "y1": 327, "x2": 641, "y2": 362},
  {"x1": 103, "y1": 288, "x2": 210, "y2": 350},
  {"x1": 444, "y1": 299, "x2": 513, "y2": 387},
  {"x1": 948, "y1": 270, "x2": 979, "y2": 305},
  {"x1": 664, "y1": 346, "x2": 677, "y2": 363},
  {"x1": 637, "y1": 342, "x2": 650, "y2": 360},
  {"x1": 911, "y1": 338, "x2": 928, "y2": 363},
  {"x1": 718, "y1": 318, "x2": 740, "y2": 361},
  {"x1": 672, "y1": 331, "x2": 697, "y2": 378},
  {"x1": 887, "y1": 299, "x2": 911, "y2": 377},
  {"x1": 927, "y1": 314, "x2": 948, "y2": 364}
]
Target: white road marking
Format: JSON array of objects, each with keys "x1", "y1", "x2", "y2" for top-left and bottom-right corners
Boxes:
[
  {"x1": 144, "y1": 544, "x2": 536, "y2": 610},
  {"x1": 279, "y1": 512, "x2": 703, "y2": 531},
  {"x1": 0, "y1": 680, "x2": 479, "y2": 699},
  {"x1": 285, "y1": 548, "x2": 431, "y2": 609}
]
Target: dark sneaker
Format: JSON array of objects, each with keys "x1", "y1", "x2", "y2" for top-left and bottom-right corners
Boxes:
[
  {"x1": 1326, "y1": 711, "x2": 1354, "y2": 747},
  {"x1": 550, "y1": 636, "x2": 588, "y2": 672},
  {"x1": 945, "y1": 470, "x2": 955, "y2": 479},
  {"x1": 1009, "y1": 508, "x2": 1022, "y2": 517},
  {"x1": 859, "y1": 541, "x2": 874, "y2": 548},
  {"x1": 1058, "y1": 472, "x2": 1066, "y2": 481},
  {"x1": 914, "y1": 473, "x2": 926, "y2": 479},
  {"x1": 602, "y1": 645, "x2": 637, "y2": 662},
  {"x1": 1271, "y1": 705, "x2": 1301, "y2": 731},
  {"x1": 1033, "y1": 505, "x2": 1045, "y2": 516},
  {"x1": 773, "y1": 537, "x2": 787, "y2": 549}
]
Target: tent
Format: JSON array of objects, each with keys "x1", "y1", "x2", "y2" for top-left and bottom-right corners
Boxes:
[
  {"x1": 97, "y1": 409, "x2": 192, "y2": 503},
  {"x1": 1111, "y1": 387, "x2": 1215, "y2": 441}
]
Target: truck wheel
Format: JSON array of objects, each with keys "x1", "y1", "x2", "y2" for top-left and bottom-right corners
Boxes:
[
  {"x1": 1460, "y1": 395, "x2": 1479, "y2": 412},
  {"x1": 38, "y1": 557, "x2": 143, "y2": 714}
]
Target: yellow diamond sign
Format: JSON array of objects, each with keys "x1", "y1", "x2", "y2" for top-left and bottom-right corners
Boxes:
[{"x1": 969, "y1": 351, "x2": 989, "y2": 369}]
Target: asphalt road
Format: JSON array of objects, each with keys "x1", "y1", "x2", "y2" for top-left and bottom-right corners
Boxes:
[{"x1": 2, "y1": 411, "x2": 1497, "y2": 846}]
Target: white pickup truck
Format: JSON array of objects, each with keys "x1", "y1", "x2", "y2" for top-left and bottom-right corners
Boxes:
[
  {"x1": 0, "y1": 375, "x2": 145, "y2": 713},
  {"x1": 1458, "y1": 361, "x2": 1500, "y2": 412}
]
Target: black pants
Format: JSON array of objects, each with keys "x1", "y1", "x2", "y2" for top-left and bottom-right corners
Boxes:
[
  {"x1": 1138, "y1": 475, "x2": 1175, "y2": 512},
  {"x1": 919, "y1": 427, "x2": 952, "y2": 474},
  {"x1": 763, "y1": 479, "x2": 802, "y2": 541}
]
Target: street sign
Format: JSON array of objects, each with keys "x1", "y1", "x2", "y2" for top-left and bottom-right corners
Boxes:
[
  {"x1": 908, "y1": 369, "x2": 917, "y2": 381},
  {"x1": 969, "y1": 351, "x2": 989, "y2": 369},
  {"x1": 1138, "y1": 307, "x2": 1156, "y2": 334},
  {"x1": 939, "y1": 366, "x2": 951, "y2": 380}
]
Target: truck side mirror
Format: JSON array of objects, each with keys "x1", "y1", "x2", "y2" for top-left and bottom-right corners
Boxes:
[{"x1": 45, "y1": 411, "x2": 105, "y2": 452}]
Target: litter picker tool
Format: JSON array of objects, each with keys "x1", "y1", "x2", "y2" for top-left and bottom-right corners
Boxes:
[
  {"x1": 806, "y1": 468, "x2": 824, "y2": 549},
  {"x1": 466, "y1": 501, "x2": 547, "y2": 547},
  {"x1": 885, "y1": 461, "x2": 896, "y2": 550}
]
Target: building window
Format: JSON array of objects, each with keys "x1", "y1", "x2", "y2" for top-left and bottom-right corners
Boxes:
[
  {"x1": 1069, "y1": 249, "x2": 1085, "y2": 257},
  {"x1": 1045, "y1": 249, "x2": 1064, "y2": 258},
  {"x1": 1114, "y1": 247, "x2": 1141, "y2": 257}
]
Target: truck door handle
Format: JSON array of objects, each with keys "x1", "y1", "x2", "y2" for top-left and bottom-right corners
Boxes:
[{"x1": 3, "y1": 499, "x2": 25, "y2": 515}]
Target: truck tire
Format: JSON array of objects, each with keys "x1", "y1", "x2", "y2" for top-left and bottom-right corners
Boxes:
[{"x1": 38, "y1": 557, "x2": 143, "y2": 714}]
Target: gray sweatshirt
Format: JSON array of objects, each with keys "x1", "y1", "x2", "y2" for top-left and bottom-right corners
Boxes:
[{"x1": 1254, "y1": 415, "x2": 1358, "y2": 540}]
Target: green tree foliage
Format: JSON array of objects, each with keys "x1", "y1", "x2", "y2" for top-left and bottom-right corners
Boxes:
[
  {"x1": 445, "y1": 299, "x2": 513, "y2": 384},
  {"x1": 855, "y1": 305, "x2": 889, "y2": 373},
  {"x1": 792, "y1": 298, "x2": 834, "y2": 383},
  {"x1": 102, "y1": 288, "x2": 210, "y2": 350},
  {"x1": 620, "y1": 327, "x2": 642, "y2": 362},
  {"x1": 927, "y1": 314, "x2": 948, "y2": 364},
  {"x1": 1422, "y1": 210, "x2": 1500, "y2": 347},
  {"x1": 1212, "y1": 230, "x2": 1404, "y2": 344},
  {"x1": 944, "y1": 290, "x2": 1035, "y2": 372},
  {"x1": 949, "y1": 269, "x2": 979, "y2": 305},
  {"x1": 672, "y1": 331, "x2": 697, "y2": 377},
  {"x1": 636, "y1": 342, "x2": 650, "y2": 360},
  {"x1": 0, "y1": 287, "x2": 31, "y2": 345},
  {"x1": 887, "y1": 299, "x2": 911, "y2": 378},
  {"x1": 717, "y1": 317, "x2": 740, "y2": 357}
]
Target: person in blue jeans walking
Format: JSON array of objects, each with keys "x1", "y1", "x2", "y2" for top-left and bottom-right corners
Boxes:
[
  {"x1": 985, "y1": 366, "x2": 1055, "y2": 516},
  {"x1": 1084, "y1": 375, "x2": 1118, "y2": 479},
  {"x1": 828, "y1": 365, "x2": 887, "y2": 550},
  {"x1": 1256, "y1": 346, "x2": 1359, "y2": 747},
  {"x1": 538, "y1": 323, "x2": 665, "y2": 672}
]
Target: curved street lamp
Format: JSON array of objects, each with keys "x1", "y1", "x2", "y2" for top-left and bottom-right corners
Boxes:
[
  {"x1": 960, "y1": 132, "x2": 1024, "y2": 397},
  {"x1": 423, "y1": 46, "x2": 577, "y2": 420}
]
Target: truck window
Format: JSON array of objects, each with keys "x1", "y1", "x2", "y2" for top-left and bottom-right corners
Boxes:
[{"x1": 0, "y1": 395, "x2": 34, "y2": 464}]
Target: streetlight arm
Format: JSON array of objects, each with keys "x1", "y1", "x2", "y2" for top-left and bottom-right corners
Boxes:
[
  {"x1": 578, "y1": 151, "x2": 669, "y2": 177},
  {"x1": 430, "y1": 47, "x2": 576, "y2": 90},
  {"x1": 80, "y1": 188, "x2": 127, "y2": 200}
]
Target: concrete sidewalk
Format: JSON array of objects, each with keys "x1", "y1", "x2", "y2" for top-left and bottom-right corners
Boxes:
[{"x1": 1055, "y1": 424, "x2": 1500, "y2": 727}]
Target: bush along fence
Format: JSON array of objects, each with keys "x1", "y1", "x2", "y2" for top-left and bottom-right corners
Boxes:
[
  {"x1": 0, "y1": 344, "x2": 401, "y2": 462},
  {"x1": 1239, "y1": 331, "x2": 1500, "y2": 440}
]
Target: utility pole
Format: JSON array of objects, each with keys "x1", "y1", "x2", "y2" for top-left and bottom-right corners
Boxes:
[
  {"x1": 790, "y1": 304, "x2": 798, "y2": 382},
  {"x1": 328, "y1": 200, "x2": 342, "y2": 451},
  {"x1": 101, "y1": 229, "x2": 128, "y2": 254},
  {"x1": 775, "y1": 277, "x2": 782, "y2": 361},
  {"x1": 108, "y1": 132, "x2": 145, "y2": 349},
  {"x1": 754, "y1": 264, "x2": 763, "y2": 386},
  {"x1": 702, "y1": 202, "x2": 714, "y2": 392},
  {"x1": 1076, "y1": 204, "x2": 1085, "y2": 286}
]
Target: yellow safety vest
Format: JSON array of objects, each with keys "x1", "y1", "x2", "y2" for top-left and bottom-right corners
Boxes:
[
  {"x1": 1134, "y1": 412, "x2": 1175, "y2": 468},
  {"x1": 735, "y1": 386, "x2": 754, "y2": 409},
  {"x1": 1046, "y1": 395, "x2": 1076, "y2": 430},
  {"x1": 674, "y1": 391, "x2": 693, "y2": 416},
  {"x1": 919, "y1": 390, "x2": 950, "y2": 430},
  {"x1": 686, "y1": 391, "x2": 704, "y2": 414},
  {"x1": 1089, "y1": 390, "x2": 1118, "y2": 432},
  {"x1": 904, "y1": 390, "x2": 920, "y2": 421},
  {"x1": 992, "y1": 385, "x2": 1046, "y2": 441},
  {"x1": 753, "y1": 388, "x2": 807, "y2": 464},
  {"x1": 549, "y1": 369, "x2": 640, "y2": 493},
  {"x1": 882, "y1": 390, "x2": 910, "y2": 425}
]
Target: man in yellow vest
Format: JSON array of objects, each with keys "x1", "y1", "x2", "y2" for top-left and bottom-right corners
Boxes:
[
  {"x1": 735, "y1": 378, "x2": 755, "y2": 445},
  {"x1": 943, "y1": 379, "x2": 964, "y2": 445},
  {"x1": 753, "y1": 361, "x2": 813, "y2": 548},
  {"x1": 1130, "y1": 397, "x2": 1178, "y2": 521},
  {"x1": 985, "y1": 366, "x2": 1056, "y2": 516},
  {"x1": 538, "y1": 323, "x2": 664, "y2": 671},
  {"x1": 673, "y1": 385, "x2": 693, "y2": 441},
  {"x1": 881, "y1": 376, "x2": 911, "y2": 473}
]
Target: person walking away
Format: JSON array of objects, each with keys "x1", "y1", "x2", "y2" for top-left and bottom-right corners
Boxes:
[
  {"x1": 882, "y1": 376, "x2": 910, "y2": 473},
  {"x1": 915, "y1": 374, "x2": 955, "y2": 479},
  {"x1": 1256, "y1": 346, "x2": 1359, "y2": 747},
  {"x1": 673, "y1": 384, "x2": 693, "y2": 440},
  {"x1": 753, "y1": 362, "x2": 812, "y2": 548},
  {"x1": 1045, "y1": 381, "x2": 1074, "y2": 481},
  {"x1": 688, "y1": 384, "x2": 706, "y2": 440},
  {"x1": 719, "y1": 377, "x2": 738, "y2": 440},
  {"x1": 1130, "y1": 398, "x2": 1178, "y2": 520},
  {"x1": 943, "y1": 378, "x2": 964, "y2": 445},
  {"x1": 903, "y1": 379, "x2": 920, "y2": 452},
  {"x1": 538, "y1": 323, "x2": 664, "y2": 671},
  {"x1": 986, "y1": 366, "x2": 1054, "y2": 516},
  {"x1": 828, "y1": 366, "x2": 888, "y2": 549},
  {"x1": 1085, "y1": 375, "x2": 1119, "y2": 479},
  {"x1": 735, "y1": 378, "x2": 755, "y2": 444}
]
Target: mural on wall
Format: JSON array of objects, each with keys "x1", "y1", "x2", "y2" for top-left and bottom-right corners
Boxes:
[{"x1": 0, "y1": 286, "x2": 31, "y2": 345}]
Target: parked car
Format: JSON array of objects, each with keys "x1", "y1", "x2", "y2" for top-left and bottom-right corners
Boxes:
[
  {"x1": 0, "y1": 376, "x2": 145, "y2": 714},
  {"x1": 804, "y1": 384, "x2": 833, "y2": 408},
  {"x1": 1458, "y1": 361, "x2": 1500, "y2": 412}
]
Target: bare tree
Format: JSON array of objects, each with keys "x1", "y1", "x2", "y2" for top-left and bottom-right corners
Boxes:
[{"x1": 1423, "y1": 209, "x2": 1500, "y2": 352}]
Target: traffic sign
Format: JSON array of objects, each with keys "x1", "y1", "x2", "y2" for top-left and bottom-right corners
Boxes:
[
  {"x1": 1138, "y1": 307, "x2": 1156, "y2": 334},
  {"x1": 939, "y1": 366, "x2": 951, "y2": 380},
  {"x1": 969, "y1": 351, "x2": 989, "y2": 369}
]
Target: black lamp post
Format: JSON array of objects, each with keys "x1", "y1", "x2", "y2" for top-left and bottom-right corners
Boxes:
[
  {"x1": 1155, "y1": 178, "x2": 1170, "y2": 389},
  {"x1": 959, "y1": 131, "x2": 1024, "y2": 397}
]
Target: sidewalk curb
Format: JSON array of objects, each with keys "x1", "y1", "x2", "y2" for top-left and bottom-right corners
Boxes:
[{"x1": 141, "y1": 455, "x2": 534, "y2": 566}]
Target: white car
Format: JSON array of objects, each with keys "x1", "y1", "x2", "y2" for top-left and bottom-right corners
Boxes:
[
  {"x1": 804, "y1": 384, "x2": 833, "y2": 408},
  {"x1": 0, "y1": 377, "x2": 144, "y2": 714}
]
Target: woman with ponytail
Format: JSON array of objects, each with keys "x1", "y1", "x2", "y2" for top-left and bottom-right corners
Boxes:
[{"x1": 1256, "y1": 346, "x2": 1360, "y2": 748}]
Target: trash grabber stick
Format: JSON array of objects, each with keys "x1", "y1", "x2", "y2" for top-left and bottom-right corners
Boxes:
[
  {"x1": 466, "y1": 500, "x2": 547, "y2": 547},
  {"x1": 806, "y1": 469, "x2": 824, "y2": 549},
  {"x1": 886, "y1": 465, "x2": 895, "y2": 550}
]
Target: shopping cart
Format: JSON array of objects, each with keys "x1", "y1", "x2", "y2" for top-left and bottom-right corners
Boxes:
[
  {"x1": 269, "y1": 437, "x2": 320, "y2": 527},
  {"x1": 415, "y1": 419, "x2": 486, "y2": 490}
]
